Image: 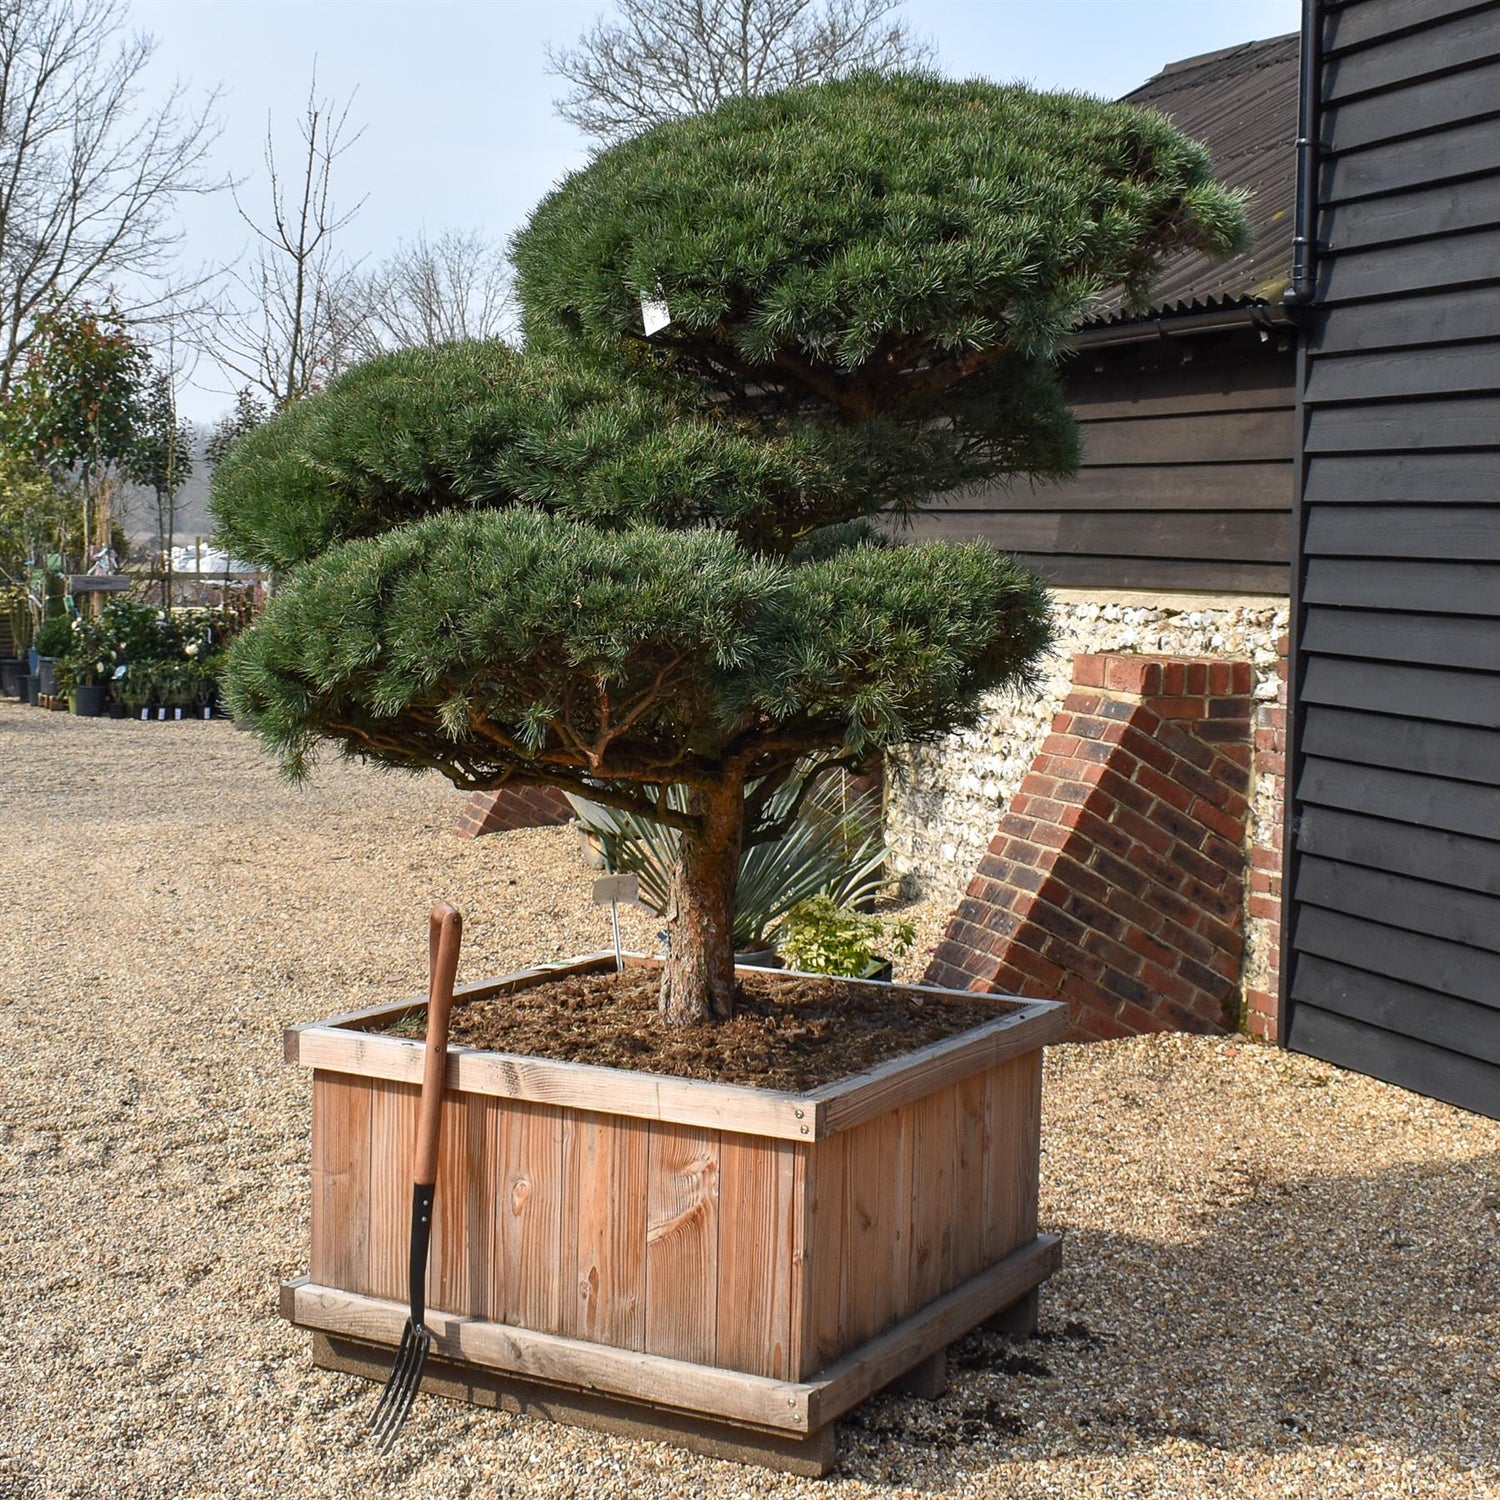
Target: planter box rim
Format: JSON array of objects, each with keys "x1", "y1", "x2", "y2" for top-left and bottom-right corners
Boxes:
[{"x1": 285, "y1": 952, "x2": 1066, "y2": 1141}]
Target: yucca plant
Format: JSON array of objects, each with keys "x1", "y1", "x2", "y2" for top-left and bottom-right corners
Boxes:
[{"x1": 568, "y1": 764, "x2": 887, "y2": 952}]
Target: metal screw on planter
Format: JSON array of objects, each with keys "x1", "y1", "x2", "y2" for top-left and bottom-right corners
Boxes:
[
  {"x1": 591, "y1": 873, "x2": 639, "y2": 972},
  {"x1": 368, "y1": 902, "x2": 463, "y2": 1455}
]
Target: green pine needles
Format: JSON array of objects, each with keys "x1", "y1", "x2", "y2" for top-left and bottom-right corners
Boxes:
[{"x1": 214, "y1": 71, "x2": 1247, "y2": 1024}]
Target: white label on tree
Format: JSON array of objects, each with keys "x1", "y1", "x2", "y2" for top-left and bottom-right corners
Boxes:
[{"x1": 641, "y1": 297, "x2": 672, "y2": 336}]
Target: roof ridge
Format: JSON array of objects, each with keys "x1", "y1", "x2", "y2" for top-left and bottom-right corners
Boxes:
[{"x1": 1136, "y1": 30, "x2": 1299, "y2": 90}]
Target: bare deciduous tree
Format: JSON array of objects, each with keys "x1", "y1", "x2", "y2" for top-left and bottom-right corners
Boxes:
[
  {"x1": 339, "y1": 229, "x2": 514, "y2": 362},
  {"x1": 204, "y1": 74, "x2": 364, "y2": 410},
  {"x1": 548, "y1": 0, "x2": 933, "y2": 145},
  {"x1": 0, "y1": 0, "x2": 220, "y2": 395}
]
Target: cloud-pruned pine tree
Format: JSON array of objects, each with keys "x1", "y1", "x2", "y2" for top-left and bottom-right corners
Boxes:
[{"x1": 215, "y1": 72, "x2": 1247, "y2": 1025}]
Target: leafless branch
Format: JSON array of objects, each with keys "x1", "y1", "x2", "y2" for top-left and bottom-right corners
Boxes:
[
  {"x1": 195, "y1": 68, "x2": 364, "y2": 409},
  {"x1": 336, "y1": 227, "x2": 515, "y2": 362},
  {"x1": 547, "y1": 0, "x2": 933, "y2": 146},
  {"x1": 0, "y1": 0, "x2": 222, "y2": 395}
]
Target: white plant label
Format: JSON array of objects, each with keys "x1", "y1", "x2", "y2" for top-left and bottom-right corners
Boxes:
[
  {"x1": 592, "y1": 874, "x2": 640, "y2": 906},
  {"x1": 641, "y1": 297, "x2": 672, "y2": 336}
]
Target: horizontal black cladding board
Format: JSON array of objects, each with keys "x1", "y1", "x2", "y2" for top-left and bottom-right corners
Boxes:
[
  {"x1": 1304, "y1": 396, "x2": 1500, "y2": 453},
  {"x1": 1317, "y1": 228, "x2": 1500, "y2": 306},
  {"x1": 1067, "y1": 387, "x2": 1293, "y2": 422},
  {"x1": 1302, "y1": 555, "x2": 1500, "y2": 614},
  {"x1": 1298, "y1": 753, "x2": 1500, "y2": 835},
  {"x1": 1062, "y1": 353, "x2": 1296, "y2": 416},
  {"x1": 1301, "y1": 706, "x2": 1500, "y2": 785},
  {"x1": 929, "y1": 463, "x2": 1293, "y2": 513},
  {"x1": 1286, "y1": 1003, "x2": 1500, "y2": 1120},
  {"x1": 1302, "y1": 605, "x2": 1500, "y2": 670},
  {"x1": 1299, "y1": 804, "x2": 1500, "y2": 898},
  {"x1": 1325, "y1": 59, "x2": 1500, "y2": 153},
  {"x1": 898, "y1": 540, "x2": 1289, "y2": 595},
  {"x1": 1306, "y1": 285, "x2": 1500, "y2": 355},
  {"x1": 1295, "y1": 903, "x2": 1500, "y2": 1009},
  {"x1": 1301, "y1": 654, "x2": 1500, "y2": 728},
  {"x1": 1297, "y1": 853, "x2": 1500, "y2": 954},
  {"x1": 1081, "y1": 409, "x2": 1296, "y2": 466},
  {"x1": 1326, "y1": 0, "x2": 1500, "y2": 54},
  {"x1": 1303, "y1": 449, "x2": 1500, "y2": 501},
  {"x1": 1324, "y1": 5, "x2": 1500, "y2": 99},
  {"x1": 926, "y1": 510, "x2": 1285, "y2": 559},
  {"x1": 1324, "y1": 176, "x2": 1500, "y2": 250},
  {"x1": 1303, "y1": 506, "x2": 1500, "y2": 558},
  {"x1": 1323, "y1": 117, "x2": 1500, "y2": 201},
  {"x1": 1019, "y1": 555, "x2": 1289, "y2": 593},
  {"x1": 1293, "y1": 953, "x2": 1500, "y2": 1066},
  {"x1": 902, "y1": 509, "x2": 1290, "y2": 562},
  {"x1": 1304, "y1": 344, "x2": 1500, "y2": 403}
]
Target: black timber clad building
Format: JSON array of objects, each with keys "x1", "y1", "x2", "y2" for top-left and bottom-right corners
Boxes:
[
  {"x1": 1285, "y1": 0, "x2": 1500, "y2": 1119},
  {"x1": 910, "y1": 34, "x2": 1302, "y2": 595}
]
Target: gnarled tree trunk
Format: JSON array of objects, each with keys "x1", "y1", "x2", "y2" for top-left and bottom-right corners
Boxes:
[{"x1": 659, "y1": 781, "x2": 744, "y2": 1025}]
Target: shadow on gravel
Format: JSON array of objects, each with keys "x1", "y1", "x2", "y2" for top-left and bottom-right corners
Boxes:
[{"x1": 834, "y1": 1149, "x2": 1500, "y2": 1489}]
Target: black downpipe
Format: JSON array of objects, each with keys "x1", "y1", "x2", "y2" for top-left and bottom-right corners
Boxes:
[{"x1": 1284, "y1": 0, "x2": 1323, "y2": 310}]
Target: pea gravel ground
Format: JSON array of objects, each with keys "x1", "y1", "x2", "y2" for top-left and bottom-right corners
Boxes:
[{"x1": 3, "y1": 704, "x2": 1498, "y2": 1500}]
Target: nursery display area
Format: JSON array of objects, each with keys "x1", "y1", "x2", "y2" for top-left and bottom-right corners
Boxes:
[{"x1": 2, "y1": 708, "x2": 1496, "y2": 1498}]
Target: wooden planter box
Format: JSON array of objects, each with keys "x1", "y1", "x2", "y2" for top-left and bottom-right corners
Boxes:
[{"x1": 280, "y1": 956, "x2": 1066, "y2": 1473}]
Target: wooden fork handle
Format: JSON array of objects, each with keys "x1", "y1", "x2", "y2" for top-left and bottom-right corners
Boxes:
[{"x1": 413, "y1": 902, "x2": 462, "y2": 1187}]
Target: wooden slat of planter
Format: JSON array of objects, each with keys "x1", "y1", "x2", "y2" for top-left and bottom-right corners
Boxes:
[
  {"x1": 366, "y1": 1079, "x2": 417, "y2": 1304},
  {"x1": 285, "y1": 1232, "x2": 1060, "y2": 1436},
  {"x1": 496, "y1": 1100, "x2": 567, "y2": 1334},
  {"x1": 430, "y1": 1092, "x2": 483, "y2": 1317},
  {"x1": 907, "y1": 1087, "x2": 956, "y2": 1310},
  {"x1": 292, "y1": 1028, "x2": 817, "y2": 1141},
  {"x1": 983, "y1": 1055, "x2": 1043, "y2": 1263},
  {"x1": 808, "y1": 1002, "x2": 1067, "y2": 1137},
  {"x1": 309, "y1": 1074, "x2": 371, "y2": 1291},
  {"x1": 839, "y1": 1106, "x2": 913, "y2": 1349},
  {"x1": 310, "y1": 1332, "x2": 837, "y2": 1477},
  {"x1": 563, "y1": 1112, "x2": 649, "y2": 1349},
  {"x1": 644, "y1": 1122, "x2": 721, "y2": 1365},
  {"x1": 716, "y1": 1134, "x2": 799, "y2": 1378},
  {"x1": 949, "y1": 1071, "x2": 991, "y2": 1287},
  {"x1": 802, "y1": 1233, "x2": 1063, "y2": 1430},
  {"x1": 800, "y1": 1132, "x2": 846, "y2": 1379},
  {"x1": 286, "y1": 1280, "x2": 813, "y2": 1434}
]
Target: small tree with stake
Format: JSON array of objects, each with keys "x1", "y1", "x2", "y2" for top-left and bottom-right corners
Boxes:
[{"x1": 215, "y1": 74, "x2": 1246, "y2": 1026}]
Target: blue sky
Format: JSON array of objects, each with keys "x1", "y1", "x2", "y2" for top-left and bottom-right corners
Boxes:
[{"x1": 128, "y1": 0, "x2": 1301, "y2": 418}]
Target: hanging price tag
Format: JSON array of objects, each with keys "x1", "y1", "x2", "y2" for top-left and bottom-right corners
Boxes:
[{"x1": 640, "y1": 297, "x2": 672, "y2": 336}]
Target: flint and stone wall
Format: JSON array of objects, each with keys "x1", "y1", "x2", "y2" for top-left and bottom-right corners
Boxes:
[{"x1": 887, "y1": 589, "x2": 1289, "y2": 1037}]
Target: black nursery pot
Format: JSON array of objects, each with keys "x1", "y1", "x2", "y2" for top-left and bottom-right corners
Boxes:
[
  {"x1": 73, "y1": 684, "x2": 107, "y2": 717},
  {"x1": 0, "y1": 658, "x2": 21, "y2": 697},
  {"x1": 24, "y1": 675, "x2": 39, "y2": 705}
]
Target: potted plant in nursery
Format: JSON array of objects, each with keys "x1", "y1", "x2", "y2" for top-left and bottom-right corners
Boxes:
[
  {"x1": 779, "y1": 896, "x2": 916, "y2": 984},
  {"x1": 216, "y1": 73, "x2": 1245, "y2": 1472},
  {"x1": 32, "y1": 612, "x2": 72, "y2": 699},
  {"x1": 58, "y1": 614, "x2": 113, "y2": 716}
]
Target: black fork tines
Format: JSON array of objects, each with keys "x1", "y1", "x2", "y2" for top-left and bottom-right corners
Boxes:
[{"x1": 368, "y1": 1320, "x2": 431, "y2": 1454}]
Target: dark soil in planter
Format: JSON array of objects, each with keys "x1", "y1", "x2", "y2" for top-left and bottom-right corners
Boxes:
[{"x1": 389, "y1": 968, "x2": 1012, "y2": 1090}]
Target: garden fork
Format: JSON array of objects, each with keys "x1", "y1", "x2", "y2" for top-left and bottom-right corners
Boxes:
[{"x1": 369, "y1": 901, "x2": 463, "y2": 1455}]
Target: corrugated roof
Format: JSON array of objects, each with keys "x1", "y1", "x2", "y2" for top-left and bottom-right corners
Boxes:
[{"x1": 1086, "y1": 32, "x2": 1300, "y2": 327}]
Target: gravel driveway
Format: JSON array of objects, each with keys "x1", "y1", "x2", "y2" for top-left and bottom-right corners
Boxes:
[{"x1": 2, "y1": 704, "x2": 1497, "y2": 1499}]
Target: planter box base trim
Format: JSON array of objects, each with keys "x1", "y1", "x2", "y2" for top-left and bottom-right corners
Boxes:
[
  {"x1": 309, "y1": 1332, "x2": 838, "y2": 1476},
  {"x1": 283, "y1": 1231, "x2": 1059, "y2": 1461}
]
